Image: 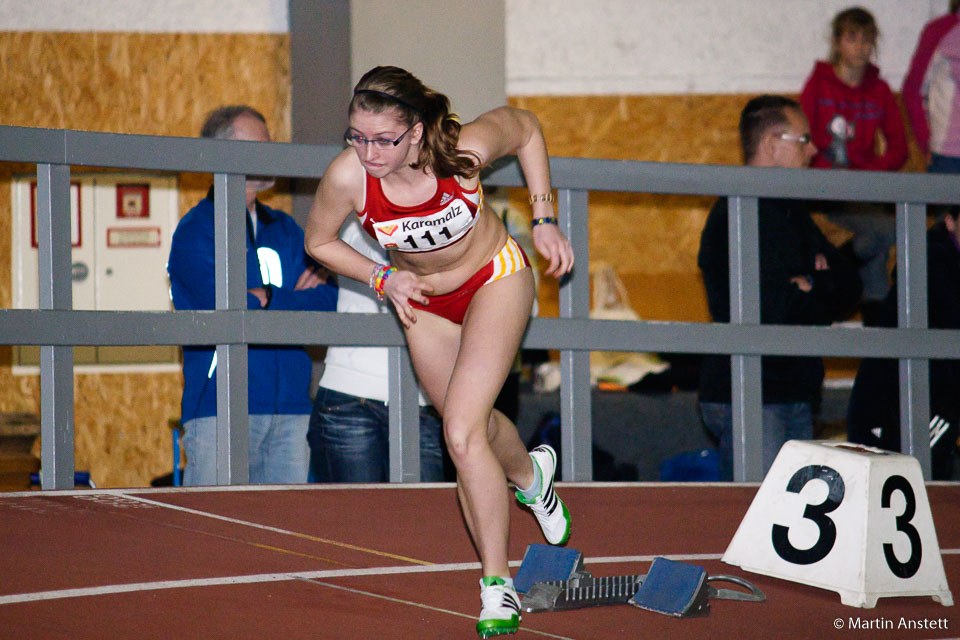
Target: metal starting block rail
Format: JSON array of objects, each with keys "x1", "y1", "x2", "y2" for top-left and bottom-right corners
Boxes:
[{"x1": 521, "y1": 574, "x2": 646, "y2": 612}]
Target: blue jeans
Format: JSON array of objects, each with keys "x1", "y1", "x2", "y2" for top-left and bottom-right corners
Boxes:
[
  {"x1": 307, "y1": 387, "x2": 445, "y2": 482},
  {"x1": 928, "y1": 153, "x2": 960, "y2": 174},
  {"x1": 699, "y1": 401, "x2": 813, "y2": 481},
  {"x1": 182, "y1": 414, "x2": 310, "y2": 486}
]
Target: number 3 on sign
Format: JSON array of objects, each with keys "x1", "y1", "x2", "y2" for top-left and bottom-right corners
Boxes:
[
  {"x1": 772, "y1": 465, "x2": 844, "y2": 566},
  {"x1": 722, "y1": 440, "x2": 952, "y2": 607},
  {"x1": 771, "y1": 465, "x2": 921, "y2": 579}
]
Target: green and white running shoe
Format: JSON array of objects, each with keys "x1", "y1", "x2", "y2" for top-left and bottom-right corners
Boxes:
[
  {"x1": 516, "y1": 445, "x2": 571, "y2": 545},
  {"x1": 476, "y1": 577, "x2": 521, "y2": 638}
]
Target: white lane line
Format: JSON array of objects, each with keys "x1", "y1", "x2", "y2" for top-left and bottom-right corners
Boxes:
[
  {"x1": 2, "y1": 548, "x2": 958, "y2": 607},
  {"x1": 0, "y1": 554, "x2": 702, "y2": 606},
  {"x1": 0, "y1": 562, "x2": 483, "y2": 605},
  {"x1": 587, "y1": 553, "x2": 723, "y2": 564},
  {"x1": 0, "y1": 484, "x2": 459, "y2": 498},
  {"x1": 300, "y1": 579, "x2": 577, "y2": 640},
  {"x1": 73, "y1": 495, "x2": 741, "y2": 570},
  {"x1": 118, "y1": 494, "x2": 432, "y2": 566}
]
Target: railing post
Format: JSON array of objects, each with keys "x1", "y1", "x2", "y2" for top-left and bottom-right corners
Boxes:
[
  {"x1": 214, "y1": 173, "x2": 249, "y2": 485},
  {"x1": 36, "y1": 163, "x2": 75, "y2": 490},
  {"x1": 558, "y1": 188, "x2": 592, "y2": 481},
  {"x1": 728, "y1": 196, "x2": 764, "y2": 482},
  {"x1": 896, "y1": 201, "x2": 931, "y2": 479},
  {"x1": 388, "y1": 346, "x2": 421, "y2": 483}
]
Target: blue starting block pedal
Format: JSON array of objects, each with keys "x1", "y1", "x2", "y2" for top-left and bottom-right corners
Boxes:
[
  {"x1": 514, "y1": 544, "x2": 589, "y2": 595},
  {"x1": 630, "y1": 557, "x2": 709, "y2": 617},
  {"x1": 628, "y1": 557, "x2": 765, "y2": 618}
]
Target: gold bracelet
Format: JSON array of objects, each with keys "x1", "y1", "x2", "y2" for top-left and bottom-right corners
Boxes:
[{"x1": 529, "y1": 192, "x2": 554, "y2": 204}]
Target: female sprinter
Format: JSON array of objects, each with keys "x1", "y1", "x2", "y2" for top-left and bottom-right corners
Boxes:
[{"x1": 305, "y1": 66, "x2": 574, "y2": 638}]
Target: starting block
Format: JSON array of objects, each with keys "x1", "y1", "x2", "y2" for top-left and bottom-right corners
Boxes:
[
  {"x1": 628, "y1": 557, "x2": 765, "y2": 618},
  {"x1": 514, "y1": 544, "x2": 589, "y2": 594},
  {"x1": 515, "y1": 544, "x2": 764, "y2": 617},
  {"x1": 723, "y1": 440, "x2": 954, "y2": 608}
]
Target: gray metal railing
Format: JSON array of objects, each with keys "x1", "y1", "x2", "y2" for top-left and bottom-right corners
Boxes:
[{"x1": 2, "y1": 124, "x2": 958, "y2": 488}]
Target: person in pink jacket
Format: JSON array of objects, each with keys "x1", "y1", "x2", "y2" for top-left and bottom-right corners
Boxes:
[
  {"x1": 800, "y1": 7, "x2": 905, "y2": 323},
  {"x1": 902, "y1": 0, "x2": 960, "y2": 173}
]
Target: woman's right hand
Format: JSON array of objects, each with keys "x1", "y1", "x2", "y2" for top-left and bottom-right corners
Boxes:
[{"x1": 383, "y1": 270, "x2": 433, "y2": 328}]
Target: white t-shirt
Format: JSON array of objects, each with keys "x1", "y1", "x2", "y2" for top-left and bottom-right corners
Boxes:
[{"x1": 318, "y1": 217, "x2": 430, "y2": 405}]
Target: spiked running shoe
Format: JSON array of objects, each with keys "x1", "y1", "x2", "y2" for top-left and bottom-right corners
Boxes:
[
  {"x1": 476, "y1": 577, "x2": 521, "y2": 638},
  {"x1": 516, "y1": 444, "x2": 571, "y2": 545}
]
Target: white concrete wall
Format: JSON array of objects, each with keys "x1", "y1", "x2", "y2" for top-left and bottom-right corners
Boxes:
[
  {"x1": 506, "y1": 0, "x2": 952, "y2": 95},
  {"x1": 0, "y1": 0, "x2": 288, "y2": 32},
  {"x1": 350, "y1": 0, "x2": 506, "y2": 122}
]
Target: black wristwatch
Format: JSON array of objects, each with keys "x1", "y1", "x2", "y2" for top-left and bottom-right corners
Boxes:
[{"x1": 263, "y1": 284, "x2": 273, "y2": 309}]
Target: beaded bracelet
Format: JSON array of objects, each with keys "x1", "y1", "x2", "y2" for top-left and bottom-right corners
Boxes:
[
  {"x1": 370, "y1": 264, "x2": 397, "y2": 300},
  {"x1": 532, "y1": 216, "x2": 558, "y2": 228}
]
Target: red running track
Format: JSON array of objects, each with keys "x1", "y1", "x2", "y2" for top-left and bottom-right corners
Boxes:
[{"x1": 0, "y1": 483, "x2": 957, "y2": 639}]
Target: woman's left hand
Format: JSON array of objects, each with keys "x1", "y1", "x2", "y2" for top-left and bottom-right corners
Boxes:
[{"x1": 533, "y1": 223, "x2": 574, "y2": 277}]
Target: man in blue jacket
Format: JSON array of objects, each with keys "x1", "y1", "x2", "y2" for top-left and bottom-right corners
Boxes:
[{"x1": 168, "y1": 105, "x2": 338, "y2": 485}]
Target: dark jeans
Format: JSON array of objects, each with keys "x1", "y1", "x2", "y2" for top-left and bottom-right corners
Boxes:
[
  {"x1": 929, "y1": 153, "x2": 960, "y2": 174},
  {"x1": 699, "y1": 401, "x2": 813, "y2": 481},
  {"x1": 307, "y1": 386, "x2": 445, "y2": 482}
]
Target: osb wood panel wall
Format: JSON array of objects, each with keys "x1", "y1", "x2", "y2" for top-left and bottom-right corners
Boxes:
[
  {"x1": 0, "y1": 32, "x2": 291, "y2": 488},
  {"x1": 508, "y1": 94, "x2": 926, "y2": 322}
]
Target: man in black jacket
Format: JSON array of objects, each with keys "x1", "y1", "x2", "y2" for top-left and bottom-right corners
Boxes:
[
  {"x1": 698, "y1": 95, "x2": 862, "y2": 480},
  {"x1": 846, "y1": 208, "x2": 960, "y2": 479}
]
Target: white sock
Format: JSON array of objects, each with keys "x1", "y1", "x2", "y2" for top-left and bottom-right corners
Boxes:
[{"x1": 517, "y1": 455, "x2": 542, "y2": 500}]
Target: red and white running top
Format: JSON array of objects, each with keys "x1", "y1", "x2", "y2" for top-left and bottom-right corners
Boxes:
[{"x1": 357, "y1": 172, "x2": 482, "y2": 253}]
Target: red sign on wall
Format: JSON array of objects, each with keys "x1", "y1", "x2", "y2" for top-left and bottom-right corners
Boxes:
[{"x1": 116, "y1": 184, "x2": 150, "y2": 218}]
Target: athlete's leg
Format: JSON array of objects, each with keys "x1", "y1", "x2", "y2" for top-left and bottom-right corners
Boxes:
[
  {"x1": 487, "y1": 406, "x2": 536, "y2": 488},
  {"x1": 405, "y1": 268, "x2": 536, "y2": 578},
  {"x1": 445, "y1": 268, "x2": 536, "y2": 577},
  {"x1": 409, "y1": 355, "x2": 529, "y2": 549},
  {"x1": 403, "y1": 309, "x2": 481, "y2": 540}
]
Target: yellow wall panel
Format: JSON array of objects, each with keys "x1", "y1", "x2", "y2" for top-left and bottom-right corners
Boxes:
[
  {"x1": 510, "y1": 94, "x2": 925, "y2": 323},
  {"x1": 0, "y1": 32, "x2": 291, "y2": 488}
]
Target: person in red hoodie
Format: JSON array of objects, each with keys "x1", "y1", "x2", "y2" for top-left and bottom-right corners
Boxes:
[
  {"x1": 801, "y1": 7, "x2": 907, "y2": 171},
  {"x1": 800, "y1": 7, "x2": 906, "y2": 324}
]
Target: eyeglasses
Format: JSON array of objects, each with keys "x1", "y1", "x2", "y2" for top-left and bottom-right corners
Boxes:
[
  {"x1": 777, "y1": 132, "x2": 812, "y2": 145},
  {"x1": 343, "y1": 123, "x2": 418, "y2": 150}
]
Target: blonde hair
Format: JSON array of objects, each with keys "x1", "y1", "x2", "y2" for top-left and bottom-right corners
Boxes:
[{"x1": 349, "y1": 66, "x2": 480, "y2": 180}]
